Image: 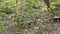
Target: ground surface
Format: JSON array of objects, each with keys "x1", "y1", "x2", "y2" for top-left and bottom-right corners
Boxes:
[{"x1": 0, "y1": 0, "x2": 60, "y2": 34}]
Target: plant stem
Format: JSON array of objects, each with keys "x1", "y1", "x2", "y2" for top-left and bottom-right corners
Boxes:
[{"x1": 16, "y1": 0, "x2": 19, "y2": 16}]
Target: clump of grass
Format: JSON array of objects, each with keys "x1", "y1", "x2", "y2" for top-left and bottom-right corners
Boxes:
[
  {"x1": 14, "y1": 22, "x2": 29, "y2": 29},
  {"x1": 16, "y1": 14, "x2": 24, "y2": 19},
  {"x1": 0, "y1": 21, "x2": 6, "y2": 34},
  {"x1": 22, "y1": 22, "x2": 29, "y2": 29},
  {"x1": 0, "y1": 13, "x2": 7, "y2": 17}
]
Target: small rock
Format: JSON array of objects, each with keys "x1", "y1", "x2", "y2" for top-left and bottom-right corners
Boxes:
[{"x1": 53, "y1": 16, "x2": 60, "y2": 21}]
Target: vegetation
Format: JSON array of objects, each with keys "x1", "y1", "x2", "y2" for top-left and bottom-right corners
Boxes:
[{"x1": 0, "y1": 0, "x2": 60, "y2": 34}]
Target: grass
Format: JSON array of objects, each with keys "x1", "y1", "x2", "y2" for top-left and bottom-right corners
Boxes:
[{"x1": 0, "y1": 0, "x2": 60, "y2": 33}]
